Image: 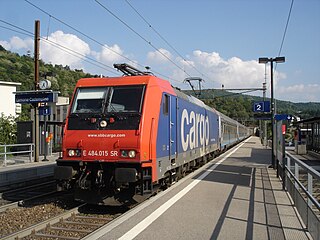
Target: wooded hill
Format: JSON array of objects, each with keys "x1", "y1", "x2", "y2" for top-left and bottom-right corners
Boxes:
[
  {"x1": 0, "y1": 45, "x2": 93, "y2": 97},
  {"x1": 1, "y1": 45, "x2": 319, "y2": 122},
  {"x1": 184, "y1": 89, "x2": 320, "y2": 122}
]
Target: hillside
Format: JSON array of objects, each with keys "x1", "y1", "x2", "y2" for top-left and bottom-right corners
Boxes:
[
  {"x1": 183, "y1": 89, "x2": 320, "y2": 121},
  {"x1": 1, "y1": 46, "x2": 319, "y2": 121},
  {"x1": 0, "y1": 45, "x2": 93, "y2": 97}
]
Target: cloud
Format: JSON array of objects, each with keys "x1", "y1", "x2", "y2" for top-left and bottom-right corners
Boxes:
[
  {"x1": 41, "y1": 30, "x2": 90, "y2": 68},
  {"x1": 147, "y1": 48, "x2": 173, "y2": 63},
  {"x1": 277, "y1": 84, "x2": 320, "y2": 102},
  {"x1": 93, "y1": 44, "x2": 126, "y2": 65},
  {"x1": 0, "y1": 36, "x2": 33, "y2": 51},
  {"x1": 0, "y1": 32, "x2": 135, "y2": 75},
  {"x1": 11, "y1": 36, "x2": 33, "y2": 49},
  {"x1": 190, "y1": 50, "x2": 284, "y2": 89},
  {"x1": 0, "y1": 31, "x2": 91, "y2": 69},
  {"x1": 162, "y1": 50, "x2": 287, "y2": 93},
  {"x1": 0, "y1": 40, "x2": 11, "y2": 50}
]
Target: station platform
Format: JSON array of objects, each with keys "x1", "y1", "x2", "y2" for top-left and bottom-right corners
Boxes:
[
  {"x1": 0, "y1": 153, "x2": 58, "y2": 189},
  {"x1": 85, "y1": 136, "x2": 312, "y2": 240}
]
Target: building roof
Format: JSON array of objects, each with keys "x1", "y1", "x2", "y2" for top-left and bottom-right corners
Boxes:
[
  {"x1": 296, "y1": 117, "x2": 320, "y2": 124},
  {"x1": 0, "y1": 81, "x2": 22, "y2": 86}
]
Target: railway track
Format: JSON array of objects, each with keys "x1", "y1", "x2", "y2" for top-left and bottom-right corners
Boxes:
[
  {"x1": 0, "y1": 146, "x2": 236, "y2": 239},
  {"x1": 0, "y1": 174, "x2": 141, "y2": 239},
  {"x1": 2, "y1": 203, "x2": 129, "y2": 240},
  {"x1": 0, "y1": 181, "x2": 58, "y2": 212}
]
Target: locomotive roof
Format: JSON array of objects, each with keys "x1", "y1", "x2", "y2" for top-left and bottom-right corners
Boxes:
[
  {"x1": 75, "y1": 75, "x2": 176, "y2": 94},
  {"x1": 173, "y1": 87, "x2": 218, "y2": 113},
  {"x1": 76, "y1": 75, "x2": 243, "y2": 127},
  {"x1": 173, "y1": 87, "x2": 245, "y2": 127}
]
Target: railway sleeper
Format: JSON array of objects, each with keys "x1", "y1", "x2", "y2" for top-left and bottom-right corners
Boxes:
[
  {"x1": 32, "y1": 231, "x2": 81, "y2": 240},
  {"x1": 46, "y1": 225, "x2": 92, "y2": 234},
  {"x1": 70, "y1": 212, "x2": 113, "y2": 221},
  {"x1": 63, "y1": 219, "x2": 103, "y2": 227}
]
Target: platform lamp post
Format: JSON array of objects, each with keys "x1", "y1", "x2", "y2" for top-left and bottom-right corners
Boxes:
[{"x1": 258, "y1": 56, "x2": 285, "y2": 168}]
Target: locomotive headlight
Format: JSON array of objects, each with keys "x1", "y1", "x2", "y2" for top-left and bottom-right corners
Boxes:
[
  {"x1": 100, "y1": 120, "x2": 107, "y2": 128},
  {"x1": 120, "y1": 150, "x2": 136, "y2": 158},
  {"x1": 121, "y1": 150, "x2": 128, "y2": 157},
  {"x1": 68, "y1": 149, "x2": 75, "y2": 156},
  {"x1": 67, "y1": 149, "x2": 81, "y2": 157},
  {"x1": 128, "y1": 150, "x2": 136, "y2": 158}
]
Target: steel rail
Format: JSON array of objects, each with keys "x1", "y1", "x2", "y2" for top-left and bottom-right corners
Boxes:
[{"x1": 1, "y1": 203, "x2": 86, "y2": 240}]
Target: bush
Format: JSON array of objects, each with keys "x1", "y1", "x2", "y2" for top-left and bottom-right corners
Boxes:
[{"x1": 0, "y1": 113, "x2": 17, "y2": 144}]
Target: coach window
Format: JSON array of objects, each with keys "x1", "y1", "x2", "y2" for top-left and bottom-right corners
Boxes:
[{"x1": 163, "y1": 94, "x2": 169, "y2": 115}]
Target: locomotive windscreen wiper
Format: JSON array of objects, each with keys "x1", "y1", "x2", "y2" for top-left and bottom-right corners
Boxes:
[
  {"x1": 101, "y1": 87, "x2": 111, "y2": 113},
  {"x1": 102, "y1": 88, "x2": 119, "y2": 113}
]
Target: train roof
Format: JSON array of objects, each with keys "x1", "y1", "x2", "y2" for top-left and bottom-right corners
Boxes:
[
  {"x1": 217, "y1": 111, "x2": 237, "y2": 124},
  {"x1": 75, "y1": 75, "x2": 176, "y2": 95},
  {"x1": 173, "y1": 87, "x2": 243, "y2": 127},
  {"x1": 173, "y1": 87, "x2": 218, "y2": 113},
  {"x1": 75, "y1": 75, "x2": 246, "y2": 128}
]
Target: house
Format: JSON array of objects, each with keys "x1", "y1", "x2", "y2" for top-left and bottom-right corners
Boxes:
[{"x1": 0, "y1": 81, "x2": 21, "y2": 117}]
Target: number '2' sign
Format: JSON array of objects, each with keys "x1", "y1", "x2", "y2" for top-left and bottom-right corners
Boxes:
[{"x1": 253, "y1": 101, "x2": 270, "y2": 113}]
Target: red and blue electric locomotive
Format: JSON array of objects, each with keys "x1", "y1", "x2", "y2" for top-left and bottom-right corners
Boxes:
[{"x1": 54, "y1": 64, "x2": 250, "y2": 204}]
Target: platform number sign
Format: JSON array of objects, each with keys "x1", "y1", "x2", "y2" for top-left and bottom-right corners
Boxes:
[
  {"x1": 39, "y1": 106, "x2": 51, "y2": 115},
  {"x1": 253, "y1": 101, "x2": 270, "y2": 113},
  {"x1": 253, "y1": 102, "x2": 264, "y2": 112}
]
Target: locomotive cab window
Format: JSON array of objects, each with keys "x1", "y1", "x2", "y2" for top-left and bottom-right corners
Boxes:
[
  {"x1": 107, "y1": 85, "x2": 145, "y2": 113},
  {"x1": 71, "y1": 87, "x2": 106, "y2": 114},
  {"x1": 69, "y1": 85, "x2": 145, "y2": 130},
  {"x1": 71, "y1": 85, "x2": 145, "y2": 114}
]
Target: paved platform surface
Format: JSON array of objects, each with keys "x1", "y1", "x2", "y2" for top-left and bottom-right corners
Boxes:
[
  {"x1": 0, "y1": 153, "x2": 58, "y2": 188},
  {"x1": 85, "y1": 136, "x2": 312, "y2": 240}
]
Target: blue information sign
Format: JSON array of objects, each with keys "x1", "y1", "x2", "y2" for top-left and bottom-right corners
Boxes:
[
  {"x1": 275, "y1": 114, "x2": 292, "y2": 121},
  {"x1": 15, "y1": 91, "x2": 57, "y2": 104},
  {"x1": 39, "y1": 106, "x2": 51, "y2": 116},
  {"x1": 253, "y1": 101, "x2": 264, "y2": 112},
  {"x1": 253, "y1": 101, "x2": 270, "y2": 113}
]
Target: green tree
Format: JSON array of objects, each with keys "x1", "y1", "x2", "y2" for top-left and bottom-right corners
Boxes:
[{"x1": 0, "y1": 114, "x2": 17, "y2": 144}]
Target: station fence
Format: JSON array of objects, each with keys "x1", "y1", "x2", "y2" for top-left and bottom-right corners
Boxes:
[
  {"x1": 0, "y1": 143, "x2": 34, "y2": 167},
  {"x1": 278, "y1": 151, "x2": 320, "y2": 240}
]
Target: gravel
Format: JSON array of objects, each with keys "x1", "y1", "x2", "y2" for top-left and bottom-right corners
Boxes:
[{"x1": 0, "y1": 195, "x2": 77, "y2": 238}]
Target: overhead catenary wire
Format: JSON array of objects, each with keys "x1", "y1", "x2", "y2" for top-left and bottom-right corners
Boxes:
[
  {"x1": 24, "y1": 0, "x2": 135, "y2": 65},
  {"x1": 214, "y1": 89, "x2": 262, "y2": 99},
  {"x1": 274, "y1": 0, "x2": 294, "y2": 73},
  {"x1": 278, "y1": 0, "x2": 294, "y2": 57},
  {"x1": 95, "y1": 0, "x2": 193, "y2": 79},
  {"x1": 24, "y1": 0, "x2": 181, "y2": 83},
  {"x1": 0, "y1": 24, "x2": 33, "y2": 38},
  {"x1": 0, "y1": 19, "x2": 34, "y2": 36},
  {"x1": 46, "y1": 15, "x2": 51, "y2": 40},
  {"x1": 42, "y1": 38, "x2": 120, "y2": 75},
  {"x1": 0, "y1": 19, "x2": 120, "y2": 74},
  {"x1": 125, "y1": 0, "x2": 210, "y2": 81}
]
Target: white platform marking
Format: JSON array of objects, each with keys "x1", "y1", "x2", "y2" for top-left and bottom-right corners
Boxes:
[{"x1": 118, "y1": 138, "x2": 251, "y2": 240}]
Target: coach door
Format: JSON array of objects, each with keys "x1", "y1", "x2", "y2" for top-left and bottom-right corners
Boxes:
[{"x1": 169, "y1": 95, "x2": 177, "y2": 164}]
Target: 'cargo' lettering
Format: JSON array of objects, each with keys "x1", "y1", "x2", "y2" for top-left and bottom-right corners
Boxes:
[{"x1": 181, "y1": 109, "x2": 209, "y2": 151}]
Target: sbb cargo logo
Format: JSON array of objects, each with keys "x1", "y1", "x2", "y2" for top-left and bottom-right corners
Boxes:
[{"x1": 181, "y1": 109, "x2": 209, "y2": 151}]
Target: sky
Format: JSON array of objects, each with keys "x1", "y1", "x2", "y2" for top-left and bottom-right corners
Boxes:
[{"x1": 0, "y1": 0, "x2": 319, "y2": 103}]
